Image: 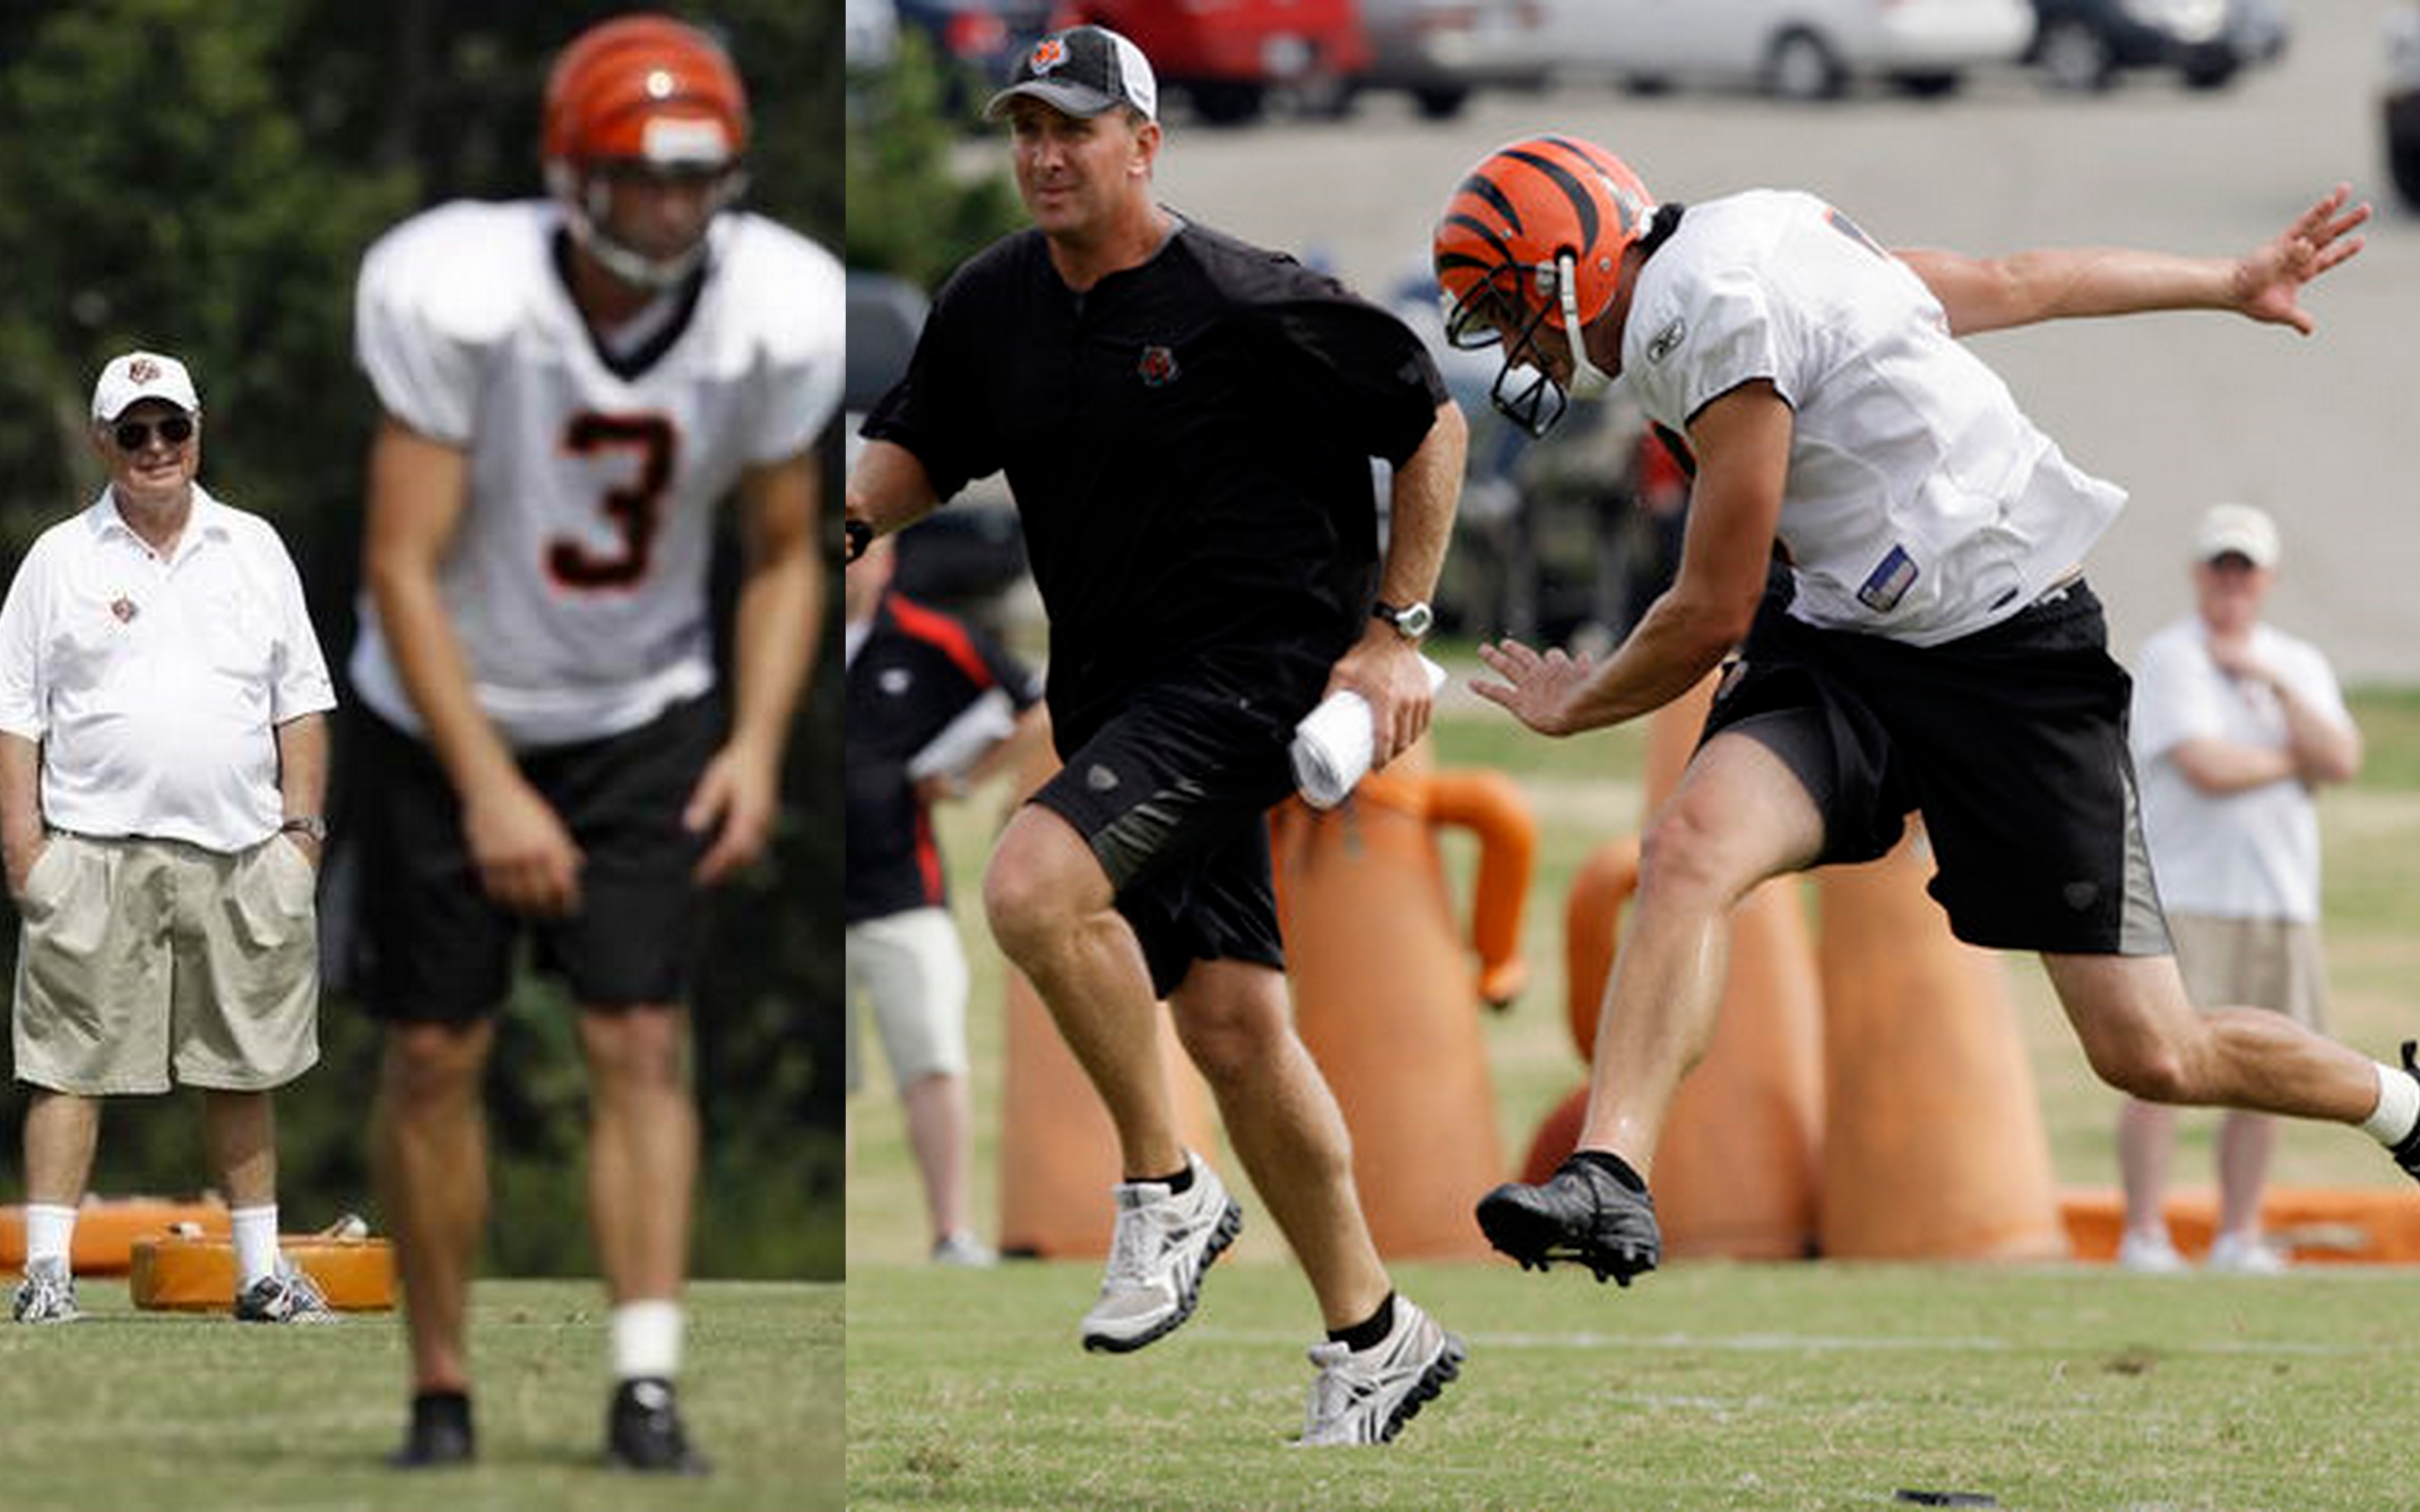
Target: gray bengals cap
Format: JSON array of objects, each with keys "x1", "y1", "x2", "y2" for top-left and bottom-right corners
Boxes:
[{"x1": 984, "y1": 25, "x2": 1158, "y2": 122}]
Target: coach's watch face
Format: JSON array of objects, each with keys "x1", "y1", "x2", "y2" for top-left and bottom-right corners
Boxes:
[{"x1": 1378, "y1": 600, "x2": 1434, "y2": 640}]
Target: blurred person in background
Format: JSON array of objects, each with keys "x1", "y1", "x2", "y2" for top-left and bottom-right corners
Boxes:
[
  {"x1": 1428, "y1": 135, "x2": 2413, "y2": 1294},
  {"x1": 846, "y1": 23, "x2": 1472, "y2": 1447},
  {"x1": 2116, "y1": 502, "x2": 2362, "y2": 1275},
  {"x1": 348, "y1": 14, "x2": 841, "y2": 1472},
  {"x1": 3, "y1": 351, "x2": 335, "y2": 1327},
  {"x1": 844, "y1": 533, "x2": 1044, "y2": 1268}
]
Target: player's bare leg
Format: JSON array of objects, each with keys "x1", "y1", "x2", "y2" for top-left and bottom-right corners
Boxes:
[
  {"x1": 581, "y1": 1005, "x2": 709, "y2": 1473},
  {"x1": 376, "y1": 1020, "x2": 493, "y2": 1466},
  {"x1": 1168, "y1": 958, "x2": 1388, "y2": 1330},
  {"x1": 1480, "y1": 733, "x2": 1823, "y2": 1281},
  {"x1": 2046, "y1": 954, "x2": 2378, "y2": 1120},
  {"x1": 20, "y1": 1090, "x2": 99, "y2": 1211}
]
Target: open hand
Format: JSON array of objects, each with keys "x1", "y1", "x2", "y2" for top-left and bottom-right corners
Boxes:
[
  {"x1": 2234, "y1": 184, "x2": 2368, "y2": 335},
  {"x1": 1471, "y1": 638, "x2": 1596, "y2": 736}
]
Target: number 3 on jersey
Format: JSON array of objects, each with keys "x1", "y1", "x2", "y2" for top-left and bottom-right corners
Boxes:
[{"x1": 549, "y1": 412, "x2": 676, "y2": 591}]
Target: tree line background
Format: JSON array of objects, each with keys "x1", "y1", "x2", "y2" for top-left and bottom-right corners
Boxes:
[{"x1": 0, "y1": 0, "x2": 845, "y2": 1278}]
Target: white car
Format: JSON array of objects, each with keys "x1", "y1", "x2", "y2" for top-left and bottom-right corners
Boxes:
[{"x1": 1530, "y1": 0, "x2": 2037, "y2": 99}]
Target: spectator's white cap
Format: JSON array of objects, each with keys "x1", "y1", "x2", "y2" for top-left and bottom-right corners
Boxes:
[
  {"x1": 2193, "y1": 502, "x2": 2279, "y2": 569},
  {"x1": 91, "y1": 350, "x2": 200, "y2": 422}
]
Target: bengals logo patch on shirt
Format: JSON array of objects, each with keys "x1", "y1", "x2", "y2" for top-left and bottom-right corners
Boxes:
[{"x1": 1137, "y1": 344, "x2": 1179, "y2": 388}]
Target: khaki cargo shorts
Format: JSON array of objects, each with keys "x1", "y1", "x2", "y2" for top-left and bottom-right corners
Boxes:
[
  {"x1": 11, "y1": 832, "x2": 320, "y2": 1095},
  {"x1": 2168, "y1": 911, "x2": 2330, "y2": 1032}
]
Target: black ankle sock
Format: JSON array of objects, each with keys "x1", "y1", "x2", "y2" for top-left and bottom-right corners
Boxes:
[
  {"x1": 411, "y1": 1389, "x2": 471, "y2": 1429},
  {"x1": 1328, "y1": 1291, "x2": 1396, "y2": 1351},
  {"x1": 1568, "y1": 1149, "x2": 1647, "y2": 1194},
  {"x1": 1137, "y1": 1161, "x2": 1193, "y2": 1194}
]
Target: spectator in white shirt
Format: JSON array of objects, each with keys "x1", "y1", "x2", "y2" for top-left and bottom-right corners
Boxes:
[
  {"x1": 2117, "y1": 503, "x2": 2364, "y2": 1274},
  {"x1": 2, "y1": 350, "x2": 337, "y2": 1324}
]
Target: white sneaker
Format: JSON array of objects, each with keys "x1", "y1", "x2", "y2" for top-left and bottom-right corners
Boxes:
[
  {"x1": 10, "y1": 1257, "x2": 80, "y2": 1323},
  {"x1": 233, "y1": 1255, "x2": 337, "y2": 1323},
  {"x1": 931, "y1": 1231, "x2": 997, "y2": 1268},
  {"x1": 1079, "y1": 1152, "x2": 1242, "y2": 1353},
  {"x1": 1296, "y1": 1296, "x2": 1466, "y2": 1447},
  {"x1": 2205, "y1": 1231, "x2": 2288, "y2": 1275},
  {"x1": 2117, "y1": 1228, "x2": 2188, "y2": 1274}
]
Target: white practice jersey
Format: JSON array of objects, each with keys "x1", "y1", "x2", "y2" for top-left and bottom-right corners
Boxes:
[
  {"x1": 1620, "y1": 190, "x2": 2126, "y2": 646},
  {"x1": 352, "y1": 199, "x2": 844, "y2": 748}
]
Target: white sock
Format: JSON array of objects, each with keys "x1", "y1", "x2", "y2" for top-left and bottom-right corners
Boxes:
[
  {"x1": 611, "y1": 1299, "x2": 685, "y2": 1381},
  {"x1": 2361, "y1": 1061, "x2": 2420, "y2": 1146},
  {"x1": 23, "y1": 1203, "x2": 78, "y2": 1271},
  {"x1": 230, "y1": 1204, "x2": 280, "y2": 1287}
]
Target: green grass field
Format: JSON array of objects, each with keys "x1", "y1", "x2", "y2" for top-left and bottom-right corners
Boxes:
[
  {"x1": 847, "y1": 672, "x2": 2420, "y2": 1509},
  {"x1": 0, "y1": 1279, "x2": 840, "y2": 1511}
]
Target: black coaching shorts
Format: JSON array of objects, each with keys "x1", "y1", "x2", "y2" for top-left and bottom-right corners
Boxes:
[
  {"x1": 348, "y1": 695, "x2": 720, "y2": 1022},
  {"x1": 1029, "y1": 683, "x2": 1295, "y2": 999},
  {"x1": 1701, "y1": 579, "x2": 2170, "y2": 956}
]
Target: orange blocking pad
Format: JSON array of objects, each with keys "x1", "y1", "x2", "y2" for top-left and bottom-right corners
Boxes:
[
  {"x1": 1, "y1": 1199, "x2": 231, "y2": 1276},
  {"x1": 129, "y1": 1234, "x2": 397, "y2": 1311},
  {"x1": 2062, "y1": 1187, "x2": 2420, "y2": 1265}
]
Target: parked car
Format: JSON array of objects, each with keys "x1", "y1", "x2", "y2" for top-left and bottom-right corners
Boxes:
[
  {"x1": 1049, "y1": 0, "x2": 1371, "y2": 124},
  {"x1": 2026, "y1": 0, "x2": 2288, "y2": 92},
  {"x1": 1355, "y1": 0, "x2": 1549, "y2": 120},
  {"x1": 2388, "y1": 4, "x2": 2420, "y2": 210},
  {"x1": 1529, "y1": 0, "x2": 2034, "y2": 100}
]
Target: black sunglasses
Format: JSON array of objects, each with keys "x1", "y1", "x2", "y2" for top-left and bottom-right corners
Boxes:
[{"x1": 112, "y1": 415, "x2": 194, "y2": 451}]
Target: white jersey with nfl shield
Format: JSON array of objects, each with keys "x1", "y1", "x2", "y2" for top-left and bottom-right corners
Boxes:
[
  {"x1": 351, "y1": 199, "x2": 844, "y2": 748},
  {"x1": 1620, "y1": 190, "x2": 2126, "y2": 646}
]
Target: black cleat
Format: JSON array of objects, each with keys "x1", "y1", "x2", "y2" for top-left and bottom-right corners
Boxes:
[
  {"x1": 2389, "y1": 1042, "x2": 2420, "y2": 1185},
  {"x1": 1476, "y1": 1155, "x2": 1663, "y2": 1287},
  {"x1": 606, "y1": 1377, "x2": 710, "y2": 1475},
  {"x1": 388, "y1": 1391, "x2": 475, "y2": 1469}
]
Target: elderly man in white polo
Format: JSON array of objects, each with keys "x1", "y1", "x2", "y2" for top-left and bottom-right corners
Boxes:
[{"x1": 2, "y1": 350, "x2": 337, "y2": 1324}]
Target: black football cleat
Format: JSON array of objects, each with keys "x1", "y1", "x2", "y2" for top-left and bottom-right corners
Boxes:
[
  {"x1": 606, "y1": 1377, "x2": 711, "y2": 1475},
  {"x1": 387, "y1": 1391, "x2": 475, "y2": 1469},
  {"x1": 1476, "y1": 1155, "x2": 1663, "y2": 1287}
]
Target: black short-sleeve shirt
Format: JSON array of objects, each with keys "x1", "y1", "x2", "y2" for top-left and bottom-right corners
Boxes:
[
  {"x1": 862, "y1": 218, "x2": 1447, "y2": 748},
  {"x1": 843, "y1": 590, "x2": 1044, "y2": 924}
]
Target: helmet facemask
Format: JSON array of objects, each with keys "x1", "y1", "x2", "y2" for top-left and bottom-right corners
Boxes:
[
  {"x1": 1443, "y1": 250, "x2": 1615, "y2": 438},
  {"x1": 549, "y1": 158, "x2": 747, "y2": 292}
]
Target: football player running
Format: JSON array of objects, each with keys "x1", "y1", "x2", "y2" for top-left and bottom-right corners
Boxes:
[
  {"x1": 1428, "y1": 139, "x2": 2411, "y2": 1289},
  {"x1": 351, "y1": 14, "x2": 841, "y2": 1472}
]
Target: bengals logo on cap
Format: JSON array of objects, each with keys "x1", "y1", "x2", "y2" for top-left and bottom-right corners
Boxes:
[
  {"x1": 128, "y1": 358, "x2": 161, "y2": 383},
  {"x1": 1030, "y1": 37, "x2": 1066, "y2": 74}
]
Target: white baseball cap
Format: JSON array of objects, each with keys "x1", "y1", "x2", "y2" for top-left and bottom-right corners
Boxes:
[
  {"x1": 91, "y1": 351, "x2": 200, "y2": 422},
  {"x1": 2193, "y1": 502, "x2": 2279, "y2": 570}
]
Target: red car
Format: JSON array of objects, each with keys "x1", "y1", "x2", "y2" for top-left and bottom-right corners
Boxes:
[{"x1": 1048, "y1": 0, "x2": 1372, "y2": 123}]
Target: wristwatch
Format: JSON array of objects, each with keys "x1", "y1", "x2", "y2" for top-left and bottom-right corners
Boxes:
[
  {"x1": 1372, "y1": 599, "x2": 1434, "y2": 642},
  {"x1": 279, "y1": 816, "x2": 328, "y2": 842}
]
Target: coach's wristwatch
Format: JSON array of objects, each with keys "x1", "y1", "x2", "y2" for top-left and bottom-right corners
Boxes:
[
  {"x1": 279, "y1": 816, "x2": 328, "y2": 842},
  {"x1": 1372, "y1": 599, "x2": 1434, "y2": 642}
]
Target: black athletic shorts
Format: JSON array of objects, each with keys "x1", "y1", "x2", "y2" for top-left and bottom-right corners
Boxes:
[
  {"x1": 349, "y1": 695, "x2": 720, "y2": 1022},
  {"x1": 1028, "y1": 683, "x2": 1294, "y2": 998},
  {"x1": 1701, "y1": 579, "x2": 2170, "y2": 956}
]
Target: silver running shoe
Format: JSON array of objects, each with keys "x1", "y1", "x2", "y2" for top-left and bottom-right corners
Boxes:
[
  {"x1": 233, "y1": 1256, "x2": 337, "y2": 1323},
  {"x1": 1079, "y1": 1152, "x2": 1242, "y2": 1353},
  {"x1": 931, "y1": 1231, "x2": 998, "y2": 1268},
  {"x1": 11, "y1": 1257, "x2": 80, "y2": 1324},
  {"x1": 1296, "y1": 1296, "x2": 1466, "y2": 1447}
]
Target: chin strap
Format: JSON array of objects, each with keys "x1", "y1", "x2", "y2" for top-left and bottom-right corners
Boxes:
[
  {"x1": 1557, "y1": 251, "x2": 1616, "y2": 402},
  {"x1": 550, "y1": 163, "x2": 745, "y2": 292}
]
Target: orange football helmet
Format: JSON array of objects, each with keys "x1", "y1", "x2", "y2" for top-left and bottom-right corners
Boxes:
[
  {"x1": 542, "y1": 14, "x2": 752, "y2": 289},
  {"x1": 1434, "y1": 136, "x2": 1654, "y2": 435}
]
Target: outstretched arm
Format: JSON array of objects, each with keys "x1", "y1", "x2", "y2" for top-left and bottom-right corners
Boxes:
[{"x1": 1897, "y1": 184, "x2": 2369, "y2": 338}]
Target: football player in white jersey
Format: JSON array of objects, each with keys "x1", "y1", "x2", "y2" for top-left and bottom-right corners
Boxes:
[
  {"x1": 1425, "y1": 137, "x2": 2417, "y2": 1289},
  {"x1": 351, "y1": 14, "x2": 841, "y2": 1472}
]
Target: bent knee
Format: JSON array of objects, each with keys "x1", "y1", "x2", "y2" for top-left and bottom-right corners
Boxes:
[{"x1": 2094, "y1": 1043, "x2": 2196, "y2": 1104}]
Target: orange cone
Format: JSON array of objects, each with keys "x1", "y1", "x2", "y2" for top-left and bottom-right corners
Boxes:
[
  {"x1": 1814, "y1": 825, "x2": 2066, "y2": 1259},
  {"x1": 1273, "y1": 741, "x2": 1534, "y2": 1257}
]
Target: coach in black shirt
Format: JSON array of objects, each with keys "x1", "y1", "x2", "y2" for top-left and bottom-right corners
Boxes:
[{"x1": 847, "y1": 24, "x2": 1468, "y2": 1447}]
